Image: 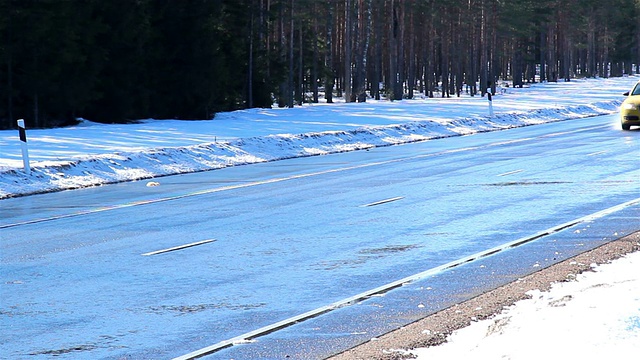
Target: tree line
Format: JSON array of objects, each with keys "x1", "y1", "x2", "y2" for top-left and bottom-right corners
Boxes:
[{"x1": 1, "y1": 0, "x2": 639, "y2": 129}]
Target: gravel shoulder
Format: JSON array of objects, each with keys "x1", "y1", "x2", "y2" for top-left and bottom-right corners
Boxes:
[{"x1": 328, "y1": 231, "x2": 640, "y2": 360}]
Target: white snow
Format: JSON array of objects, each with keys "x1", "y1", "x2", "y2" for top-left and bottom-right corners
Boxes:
[
  {"x1": 409, "y1": 251, "x2": 640, "y2": 359},
  {"x1": 1, "y1": 76, "x2": 639, "y2": 357},
  {"x1": 0, "y1": 76, "x2": 636, "y2": 199}
]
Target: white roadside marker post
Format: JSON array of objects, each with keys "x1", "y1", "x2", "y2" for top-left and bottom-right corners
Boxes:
[
  {"x1": 17, "y1": 119, "x2": 31, "y2": 175},
  {"x1": 487, "y1": 91, "x2": 494, "y2": 117}
]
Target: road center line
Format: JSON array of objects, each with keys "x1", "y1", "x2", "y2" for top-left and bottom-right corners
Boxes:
[
  {"x1": 0, "y1": 151, "x2": 469, "y2": 229},
  {"x1": 2, "y1": 124, "x2": 609, "y2": 230},
  {"x1": 497, "y1": 169, "x2": 524, "y2": 177},
  {"x1": 141, "y1": 239, "x2": 215, "y2": 256},
  {"x1": 360, "y1": 196, "x2": 404, "y2": 207},
  {"x1": 173, "y1": 196, "x2": 640, "y2": 360}
]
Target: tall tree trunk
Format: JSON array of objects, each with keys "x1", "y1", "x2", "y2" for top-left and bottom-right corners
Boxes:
[
  {"x1": 539, "y1": 28, "x2": 547, "y2": 82},
  {"x1": 587, "y1": 14, "x2": 596, "y2": 76},
  {"x1": 441, "y1": 33, "x2": 450, "y2": 98},
  {"x1": 548, "y1": 22, "x2": 557, "y2": 82},
  {"x1": 372, "y1": 1, "x2": 382, "y2": 100},
  {"x1": 297, "y1": 19, "x2": 303, "y2": 105},
  {"x1": 453, "y1": 10, "x2": 462, "y2": 97},
  {"x1": 344, "y1": 0, "x2": 353, "y2": 102},
  {"x1": 466, "y1": 0, "x2": 477, "y2": 96},
  {"x1": 513, "y1": 39, "x2": 524, "y2": 88},
  {"x1": 395, "y1": 0, "x2": 405, "y2": 100},
  {"x1": 277, "y1": 3, "x2": 287, "y2": 107},
  {"x1": 312, "y1": 3, "x2": 319, "y2": 103},
  {"x1": 6, "y1": 3, "x2": 13, "y2": 123},
  {"x1": 426, "y1": 11, "x2": 435, "y2": 98},
  {"x1": 248, "y1": 2, "x2": 254, "y2": 108},
  {"x1": 288, "y1": 0, "x2": 294, "y2": 107},
  {"x1": 354, "y1": 0, "x2": 371, "y2": 102},
  {"x1": 488, "y1": 0, "x2": 497, "y2": 95},
  {"x1": 603, "y1": 25, "x2": 610, "y2": 78},
  {"x1": 325, "y1": 1, "x2": 334, "y2": 103},
  {"x1": 480, "y1": 0, "x2": 489, "y2": 95},
  {"x1": 557, "y1": 3, "x2": 570, "y2": 81},
  {"x1": 407, "y1": 6, "x2": 415, "y2": 99},
  {"x1": 388, "y1": 0, "x2": 398, "y2": 100}
]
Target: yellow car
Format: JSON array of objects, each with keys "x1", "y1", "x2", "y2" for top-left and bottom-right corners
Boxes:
[{"x1": 621, "y1": 81, "x2": 640, "y2": 130}]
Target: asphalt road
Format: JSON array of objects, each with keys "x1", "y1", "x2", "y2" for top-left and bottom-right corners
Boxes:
[{"x1": 1, "y1": 115, "x2": 638, "y2": 359}]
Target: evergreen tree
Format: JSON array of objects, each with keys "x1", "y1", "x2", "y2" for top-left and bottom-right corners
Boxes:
[{"x1": 1, "y1": 0, "x2": 639, "y2": 129}]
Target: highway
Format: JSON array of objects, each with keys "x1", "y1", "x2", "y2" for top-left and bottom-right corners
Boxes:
[{"x1": 1, "y1": 114, "x2": 639, "y2": 359}]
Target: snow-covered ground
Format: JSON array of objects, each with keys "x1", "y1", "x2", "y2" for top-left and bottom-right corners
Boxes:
[
  {"x1": 409, "y1": 250, "x2": 640, "y2": 359},
  {"x1": 0, "y1": 76, "x2": 636, "y2": 199},
  {"x1": 1, "y1": 75, "x2": 639, "y2": 357}
]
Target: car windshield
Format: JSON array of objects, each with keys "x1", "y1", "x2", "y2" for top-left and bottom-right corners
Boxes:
[{"x1": 632, "y1": 83, "x2": 640, "y2": 96}]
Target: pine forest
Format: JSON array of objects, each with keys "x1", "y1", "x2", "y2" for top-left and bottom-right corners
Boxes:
[{"x1": 1, "y1": 0, "x2": 639, "y2": 129}]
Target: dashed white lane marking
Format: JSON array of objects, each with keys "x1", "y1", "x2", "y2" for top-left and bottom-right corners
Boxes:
[
  {"x1": 173, "y1": 196, "x2": 640, "y2": 360},
  {"x1": 141, "y1": 239, "x2": 215, "y2": 256},
  {"x1": 360, "y1": 196, "x2": 404, "y2": 207},
  {"x1": 497, "y1": 169, "x2": 524, "y2": 177}
]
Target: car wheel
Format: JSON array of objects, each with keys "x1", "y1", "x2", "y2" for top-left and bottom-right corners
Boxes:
[{"x1": 622, "y1": 124, "x2": 631, "y2": 130}]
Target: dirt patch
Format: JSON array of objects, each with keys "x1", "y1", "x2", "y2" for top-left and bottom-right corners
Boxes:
[{"x1": 328, "y1": 231, "x2": 640, "y2": 360}]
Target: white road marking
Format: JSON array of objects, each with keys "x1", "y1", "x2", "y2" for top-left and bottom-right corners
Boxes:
[
  {"x1": 173, "y1": 196, "x2": 640, "y2": 360},
  {"x1": 141, "y1": 239, "x2": 215, "y2": 256},
  {"x1": 360, "y1": 196, "x2": 404, "y2": 207},
  {"x1": 2, "y1": 126, "x2": 608, "y2": 230},
  {"x1": 497, "y1": 169, "x2": 524, "y2": 177}
]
